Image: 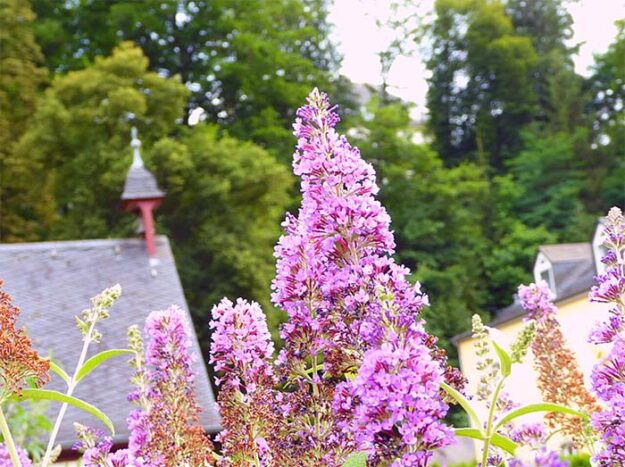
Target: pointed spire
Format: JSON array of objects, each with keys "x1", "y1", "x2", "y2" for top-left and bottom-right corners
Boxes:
[
  {"x1": 130, "y1": 127, "x2": 145, "y2": 168},
  {"x1": 121, "y1": 128, "x2": 164, "y2": 201},
  {"x1": 121, "y1": 127, "x2": 166, "y2": 260}
]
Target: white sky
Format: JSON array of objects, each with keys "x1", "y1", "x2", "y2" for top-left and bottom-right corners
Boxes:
[{"x1": 329, "y1": 0, "x2": 625, "y2": 119}]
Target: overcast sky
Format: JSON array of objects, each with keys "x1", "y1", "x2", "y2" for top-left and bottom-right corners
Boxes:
[{"x1": 328, "y1": 0, "x2": 625, "y2": 118}]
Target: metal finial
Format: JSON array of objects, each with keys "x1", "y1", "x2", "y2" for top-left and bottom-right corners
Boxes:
[{"x1": 130, "y1": 126, "x2": 144, "y2": 168}]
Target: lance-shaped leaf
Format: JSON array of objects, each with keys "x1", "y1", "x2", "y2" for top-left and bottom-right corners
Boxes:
[
  {"x1": 48, "y1": 361, "x2": 70, "y2": 386},
  {"x1": 15, "y1": 389, "x2": 114, "y2": 434},
  {"x1": 491, "y1": 340, "x2": 512, "y2": 377},
  {"x1": 441, "y1": 382, "x2": 482, "y2": 430},
  {"x1": 494, "y1": 402, "x2": 586, "y2": 431},
  {"x1": 75, "y1": 349, "x2": 133, "y2": 384},
  {"x1": 490, "y1": 433, "x2": 518, "y2": 455},
  {"x1": 454, "y1": 428, "x2": 485, "y2": 440},
  {"x1": 454, "y1": 428, "x2": 517, "y2": 456}
]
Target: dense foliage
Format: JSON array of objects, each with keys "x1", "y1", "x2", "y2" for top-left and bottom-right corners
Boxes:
[{"x1": 1, "y1": 0, "x2": 623, "y2": 367}]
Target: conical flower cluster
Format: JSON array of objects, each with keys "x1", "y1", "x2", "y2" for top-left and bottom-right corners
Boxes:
[
  {"x1": 0, "y1": 281, "x2": 49, "y2": 403},
  {"x1": 518, "y1": 281, "x2": 599, "y2": 446},
  {"x1": 588, "y1": 207, "x2": 625, "y2": 465},
  {"x1": 211, "y1": 89, "x2": 458, "y2": 465}
]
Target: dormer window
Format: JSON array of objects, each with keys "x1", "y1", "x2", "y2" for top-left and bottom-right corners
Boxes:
[
  {"x1": 534, "y1": 252, "x2": 556, "y2": 296},
  {"x1": 593, "y1": 219, "x2": 607, "y2": 275}
]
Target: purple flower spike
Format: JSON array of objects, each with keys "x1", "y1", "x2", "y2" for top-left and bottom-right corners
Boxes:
[
  {"x1": 210, "y1": 298, "x2": 281, "y2": 465},
  {"x1": 210, "y1": 89, "x2": 457, "y2": 465},
  {"x1": 125, "y1": 306, "x2": 214, "y2": 465},
  {"x1": 518, "y1": 281, "x2": 556, "y2": 322},
  {"x1": 588, "y1": 207, "x2": 625, "y2": 464},
  {"x1": 210, "y1": 298, "x2": 275, "y2": 392}
]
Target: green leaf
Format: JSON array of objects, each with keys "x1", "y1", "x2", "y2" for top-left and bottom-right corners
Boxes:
[
  {"x1": 454, "y1": 428, "x2": 485, "y2": 441},
  {"x1": 342, "y1": 451, "x2": 368, "y2": 467},
  {"x1": 490, "y1": 433, "x2": 518, "y2": 455},
  {"x1": 440, "y1": 382, "x2": 482, "y2": 429},
  {"x1": 75, "y1": 349, "x2": 133, "y2": 384},
  {"x1": 454, "y1": 428, "x2": 517, "y2": 455},
  {"x1": 15, "y1": 389, "x2": 114, "y2": 435},
  {"x1": 491, "y1": 340, "x2": 512, "y2": 377},
  {"x1": 494, "y1": 403, "x2": 586, "y2": 431},
  {"x1": 48, "y1": 361, "x2": 70, "y2": 386}
]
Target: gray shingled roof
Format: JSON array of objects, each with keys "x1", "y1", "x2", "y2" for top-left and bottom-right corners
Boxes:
[
  {"x1": 121, "y1": 166, "x2": 165, "y2": 201},
  {"x1": 539, "y1": 242, "x2": 595, "y2": 300},
  {"x1": 0, "y1": 236, "x2": 219, "y2": 448},
  {"x1": 453, "y1": 241, "x2": 596, "y2": 344}
]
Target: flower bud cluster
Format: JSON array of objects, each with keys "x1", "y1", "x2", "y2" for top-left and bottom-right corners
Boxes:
[
  {"x1": 472, "y1": 314, "x2": 499, "y2": 401},
  {"x1": 74, "y1": 284, "x2": 121, "y2": 343},
  {"x1": 518, "y1": 281, "x2": 599, "y2": 446},
  {"x1": 124, "y1": 306, "x2": 214, "y2": 466},
  {"x1": 0, "y1": 281, "x2": 50, "y2": 402},
  {"x1": 210, "y1": 298, "x2": 283, "y2": 466}
]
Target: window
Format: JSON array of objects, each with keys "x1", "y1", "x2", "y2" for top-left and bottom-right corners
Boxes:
[
  {"x1": 593, "y1": 220, "x2": 607, "y2": 275},
  {"x1": 534, "y1": 252, "x2": 556, "y2": 296}
]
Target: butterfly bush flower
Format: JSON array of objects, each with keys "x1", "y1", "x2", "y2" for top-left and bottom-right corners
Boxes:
[
  {"x1": 518, "y1": 281, "x2": 599, "y2": 446},
  {"x1": 508, "y1": 422, "x2": 568, "y2": 466},
  {"x1": 345, "y1": 333, "x2": 452, "y2": 466},
  {"x1": 0, "y1": 442, "x2": 31, "y2": 467},
  {"x1": 0, "y1": 281, "x2": 50, "y2": 402},
  {"x1": 73, "y1": 423, "x2": 114, "y2": 467},
  {"x1": 0, "y1": 282, "x2": 49, "y2": 467},
  {"x1": 508, "y1": 448, "x2": 568, "y2": 467},
  {"x1": 508, "y1": 422, "x2": 567, "y2": 467},
  {"x1": 588, "y1": 207, "x2": 625, "y2": 465},
  {"x1": 126, "y1": 306, "x2": 214, "y2": 466},
  {"x1": 267, "y1": 88, "x2": 457, "y2": 463},
  {"x1": 210, "y1": 298, "x2": 283, "y2": 466}
]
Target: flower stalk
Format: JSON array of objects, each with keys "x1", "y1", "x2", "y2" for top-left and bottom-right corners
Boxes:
[
  {"x1": 0, "y1": 406, "x2": 20, "y2": 467},
  {"x1": 41, "y1": 285, "x2": 121, "y2": 467}
]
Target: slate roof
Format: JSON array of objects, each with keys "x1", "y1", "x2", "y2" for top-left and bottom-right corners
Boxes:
[
  {"x1": 0, "y1": 236, "x2": 220, "y2": 448},
  {"x1": 121, "y1": 166, "x2": 165, "y2": 201},
  {"x1": 538, "y1": 243, "x2": 595, "y2": 300},
  {"x1": 452, "y1": 241, "x2": 596, "y2": 344}
]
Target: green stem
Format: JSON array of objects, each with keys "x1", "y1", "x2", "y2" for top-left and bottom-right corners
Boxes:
[
  {"x1": 483, "y1": 377, "x2": 506, "y2": 467},
  {"x1": 42, "y1": 319, "x2": 97, "y2": 467},
  {"x1": 0, "y1": 405, "x2": 21, "y2": 467}
]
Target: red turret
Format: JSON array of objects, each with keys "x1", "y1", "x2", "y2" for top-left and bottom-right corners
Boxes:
[{"x1": 121, "y1": 127, "x2": 165, "y2": 259}]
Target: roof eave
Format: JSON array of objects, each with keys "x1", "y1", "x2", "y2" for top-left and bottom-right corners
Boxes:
[{"x1": 451, "y1": 289, "x2": 590, "y2": 346}]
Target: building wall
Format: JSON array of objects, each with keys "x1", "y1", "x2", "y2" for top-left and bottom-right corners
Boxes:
[{"x1": 456, "y1": 294, "x2": 610, "y2": 457}]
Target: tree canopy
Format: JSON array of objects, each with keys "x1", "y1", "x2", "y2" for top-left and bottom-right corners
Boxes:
[{"x1": 2, "y1": 0, "x2": 623, "y2": 366}]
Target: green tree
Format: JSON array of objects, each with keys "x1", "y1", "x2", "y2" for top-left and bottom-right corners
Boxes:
[
  {"x1": 508, "y1": 126, "x2": 596, "y2": 240},
  {"x1": 0, "y1": 0, "x2": 51, "y2": 242},
  {"x1": 426, "y1": 0, "x2": 538, "y2": 170},
  {"x1": 14, "y1": 43, "x2": 293, "y2": 340},
  {"x1": 148, "y1": 126, "x2": 293, "y2": 343},
  {"x1": 587, "y1": 20, "x2": 625, "y2": 211},
  {"x1": 506, "y1": 0, "x2": 575, "y2": 57},
  {"x1": 484, "y1": 175, "x2": 557, "y2": 309},
  {"x1": 14, "y1": 42, "x2": 189, "y2": 239},
  {"x1": 507, "y1": 0, "x2": 585, "y2": 131},
  {"x1": 31, "y1": 0, "x2": 342, "y2": 158}
]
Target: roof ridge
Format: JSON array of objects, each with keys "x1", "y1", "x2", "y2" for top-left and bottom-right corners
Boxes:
[
  {"x1": 0, "y1": 235, "x2": 170, "y2": 250},
  {"x1": 539, "y1": 241, "x2": 592, "y2": 248}
]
